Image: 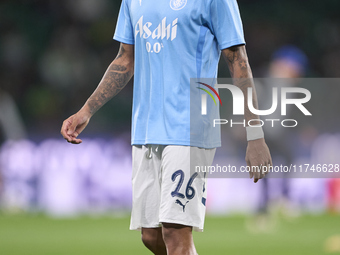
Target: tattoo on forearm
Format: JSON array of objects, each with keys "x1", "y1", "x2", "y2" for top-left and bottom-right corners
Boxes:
[
  {"x1": 224, "y1": 46, "x2": 260, "y2": 123},
  {"x1": 86, "y1": 46, "x2": 133, "y2": 115},
  {"x1": 225, "y1": 47, "x2": 251, "y2": 82},
  {"x1": 111, "y1": 64, "x2": 127, "y2": 72},
  {"x1": 116, "y1": 46, "x2": 125, "y2": 59}
]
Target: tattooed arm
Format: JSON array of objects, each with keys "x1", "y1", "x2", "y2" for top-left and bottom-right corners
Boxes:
[
  {"x1": 86, "y1": 43, "x2": 134, "y2": 116},
  {"x1": 222, "y1": 45, "x2": 272, "y2": 183},
  {"x1": 61, "y1": 43, "x2": 134, "y2": 144},
  {"x1": 222, "y1": 45, "x2": 260, "y2": 124}
]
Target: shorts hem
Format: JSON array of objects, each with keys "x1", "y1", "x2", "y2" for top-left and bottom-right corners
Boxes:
[
  {"x1": 159, "y1": 218, "x2": 204, "y2": 232},
  {"x1": 130, "y1": 220, "x2": 204, "y2": 232},
  {"x1": 130, "y1": 223, "x2": 162, "y2": 231}
]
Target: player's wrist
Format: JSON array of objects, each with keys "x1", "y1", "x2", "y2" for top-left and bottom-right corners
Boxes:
[
  {"x1": 246, "y1": 125, "x2": 264, "y2": 141},
  {"x1": 79, "y1": 104, "x2": 93, "y2": 118}
]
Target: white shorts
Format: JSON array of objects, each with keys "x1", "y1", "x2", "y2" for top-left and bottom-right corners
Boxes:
[{"x1": 130, "y1": 145, "x2": 216, "y2": 232}]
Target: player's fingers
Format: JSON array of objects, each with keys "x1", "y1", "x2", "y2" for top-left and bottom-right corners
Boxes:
[
  {"x1": 258, "y1": 163, "x2": 263, "y2": 179},
  {"x1": 61, "y1": 120, "x2": 76, "y2": 143},
  {"x1": 246, "y1": 159, "x2": 253, "y2": 179},
  {"x1": 250, "y1": 167, "x2": 256, "y2": 180},
  {"x1": 254, "y1": 165, "x2": 261, "y2": 183},
  {"x1": 266, "y1": 161, "x2": 271, "y2": 177},
  {"x1": 263, "y1": 163, "x2": 269, "y2": 179},
  {"x1": 74, "y1": 124, "x2": 87, "y2": 138},
  {"x1": 67, "y1": 114, "x2": 84, "y2": 137},
  {"x1": 261, "y1": 163, "x2": 268, "y2": 179},
  {"x1": 61, "y1": 119, "x2": 71, "y2": 138},
  {"x1": 67, "y1": 120, "x2": 78, "y2": 136},
  {"x1": 66, "y1": 135, "x2": 82, "y2": 144},
  {"x1": 259, "y1": 164, "x2": 264, "y2": 179},
  {"x1": 264, "y1": 157, "x2": 273, "y2": 178},
  {"x1": 70, "y1": 138, "x2": 82, "y2": 144}
]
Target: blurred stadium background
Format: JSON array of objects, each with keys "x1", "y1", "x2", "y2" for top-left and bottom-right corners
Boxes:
[{"x1": 1, "y1": 0, "x2": 340, "y2": 254}]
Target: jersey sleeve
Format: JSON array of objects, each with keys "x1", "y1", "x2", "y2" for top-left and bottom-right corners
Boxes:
[
  {"x1": 208, "y1": 0, "x2": 245, "y2": 50},
  {"x1": 113, "y1": 0, "x2": 134, "y2": 45}
]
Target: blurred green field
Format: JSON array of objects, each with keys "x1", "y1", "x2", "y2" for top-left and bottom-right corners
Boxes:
[{"x1": 0, "y1": 214, "x2": 340, "y2": 255}]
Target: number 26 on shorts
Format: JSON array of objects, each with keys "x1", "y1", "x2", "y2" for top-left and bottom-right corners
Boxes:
[{"x1": 171, "y1": 170, "x2": 198, "y2": 200}]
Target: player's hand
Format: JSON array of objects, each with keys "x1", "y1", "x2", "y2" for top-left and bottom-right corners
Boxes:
[
  {"x1": 60, "y1": 109, "x2": 91, "y2": 144},
  {"x1": 245, "y1": 138, "x2": 272, "y2": 183}
]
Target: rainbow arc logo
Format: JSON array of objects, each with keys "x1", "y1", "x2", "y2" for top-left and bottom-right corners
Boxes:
[{"x1": 197, "y1": 82, "x2": 222, "y2": 106}]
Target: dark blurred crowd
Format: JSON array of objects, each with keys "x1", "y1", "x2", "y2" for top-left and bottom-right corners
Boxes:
[
  {"x1": 1, "y1": 0, "x2": 132, "y2": 140},
  {"x1": 1, "y1": 0, "x2": 340, "y2": 140}
]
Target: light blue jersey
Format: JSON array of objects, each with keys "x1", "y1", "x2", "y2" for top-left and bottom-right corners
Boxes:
[{"x1": 114, "y1": 0, "x2": 245, "y2": 148}]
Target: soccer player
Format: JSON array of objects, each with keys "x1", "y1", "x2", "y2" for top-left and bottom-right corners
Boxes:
[{"x1": 61, "y1": 0, "x2": 272, "y2": 254}]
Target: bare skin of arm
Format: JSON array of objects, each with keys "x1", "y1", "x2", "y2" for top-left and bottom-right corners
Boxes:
[
  {"x1": 222, "y1": 45, "x2": 272, "y2": 183},
  {"x1": 60, "y1": 43, "x2": 134, "y2": 144}
]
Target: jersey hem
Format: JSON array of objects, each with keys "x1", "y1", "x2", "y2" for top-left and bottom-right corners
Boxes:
[
  {"x1": 113, "y1": 35, "x2": 134, "y2": 45},
  {"x1": 131, "y1": 139, "x2": 221, "y2": 149},
  {"x1": 219, "y1": 38, "x2": 246, "y2": 50}
]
